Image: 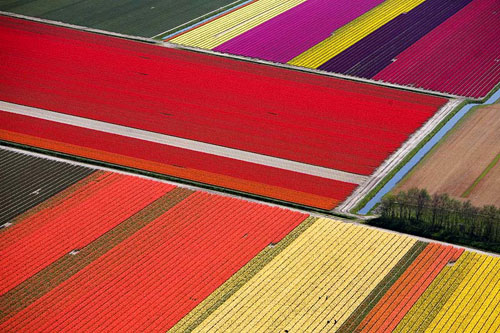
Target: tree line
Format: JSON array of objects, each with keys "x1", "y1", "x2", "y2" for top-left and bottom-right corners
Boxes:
[{"x1": 370, "y1": 188, "x2": 500, "y2": 253}]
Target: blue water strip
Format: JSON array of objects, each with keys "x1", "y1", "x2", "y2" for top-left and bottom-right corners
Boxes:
[
  {"x1": 161, "y1": 0, "x2": 255, "y2": 40},
  {"x1": 359, "y1": 89, "x2": 500, "y2": 215}
]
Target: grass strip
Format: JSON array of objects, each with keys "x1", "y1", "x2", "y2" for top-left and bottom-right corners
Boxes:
[
  {"x1": 337, "y1": 241, "x2": 427, "y2": 333},
  {"x1": 355, "y1": 82, "x2": 500, "y2": 215},
  {"x1": 414, "y1": 252, "x2": 475, "y2": 332},
  {"x1": 461, "y1": 153, "x2": 500, "y2": 198},
  {"x1": 394, "y1": 251, "x2": 470, "y2": 332},
  {"x1": 170, "y1": 216, "x2": 318, "y2": 332},
  {"x1": 0, "y1": 170, "x2": 101, "y2": 232},
  {"x1": 0, "y1": 187, "x2": 193, "y2": 323},
  {"x1": 353, "y1": 99, "x2": 470, "y2": 214}
]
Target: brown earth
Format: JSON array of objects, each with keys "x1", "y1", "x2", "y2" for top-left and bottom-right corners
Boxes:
[
  {"x1": 396, "y1": 103, "x2": 500, "y2": 207},
  {"x1": 467, "y1": 160, "x2": 500, "y2": 207}
]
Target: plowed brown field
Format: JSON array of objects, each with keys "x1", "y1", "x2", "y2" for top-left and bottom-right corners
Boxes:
[{"x1": 396, "y1": 103, "x2": 500, "y2": 207}]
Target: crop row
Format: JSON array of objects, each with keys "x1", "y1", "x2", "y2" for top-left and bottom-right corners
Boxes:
[
  {"x1": 172, "y1": 0, "x2": 499, "y2": 98},
  {"x1": 394, "y1": 251, "x2": 476, "y2": 332},
  {"x1": 170, "y1": 0, "x2": 308, "y2": 49},
  {"x1": 0, "y1": 16, "x2": 446, "y2": 176},
  {"x1": 288, "y1": 0, "x2": 425, "y2": 68},
  {"x1": 0, "y1": 192, "x2": 307, "y2": 331},
  {"x1": 0, "y1": 172, "x2": 173, "y2": 296},
  {"x1": 355, "y1": 243, "x2": 463, "y2": 332},
  {"x1": 425, "y1": 253, "x2": 500, "y2": 332},
  {"x1": 0, "y1": 187, "x2": 193, "y2": 325},
  {"x1": 337, "y1": 241, "x2": 427, "y2": 333},
  {"x1": 170, "y1": 216, "x2": 319, "y2": 332},
  {"x1": 194, "y1": 218, "x2": 417, "y2": 332},
  {"x1": 374, "y1": 0, "x2": 500, "y2": 98},
  {"x1": 318, "y1": 0, "x2": 472, "y2": 78},
  {"x1": 213, "y1": 0, "x2": 384, "y2": 63}
]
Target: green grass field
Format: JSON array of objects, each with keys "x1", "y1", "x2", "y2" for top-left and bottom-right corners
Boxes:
[{"x1": 0, "y1": 0, "x2": 241, "y2": 37}]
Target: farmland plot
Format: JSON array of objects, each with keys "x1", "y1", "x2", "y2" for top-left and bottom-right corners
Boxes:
[
  {"x1": 0, "y1": 0, "x2": 245, "y2": 37},
  {"x1": 0, "y1": 16, "x2": 448, "y2": 210},
  {"x1": 396, "y1": 103, "x2": 500, "y2": 207},
  {"x1": 172, "y1": 0, "x2": 500, "y2": 98}
]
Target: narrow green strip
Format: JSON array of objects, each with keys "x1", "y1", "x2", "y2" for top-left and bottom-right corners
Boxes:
[
  {"x1": 170, "y1": 216, "x2": 318, "y2": 333},
  {"x1": 0, "y1": 187, "x2": 193, "y2": 323},
  {"x1": 461, "y1": 153, "x2": 500, "y2": 198},
  {"x1": 337, "y1": 241, "x2": 428, "y2": 333},
  {"x1": 411, "y1": 253, "x2": 475, "y2": 332}
]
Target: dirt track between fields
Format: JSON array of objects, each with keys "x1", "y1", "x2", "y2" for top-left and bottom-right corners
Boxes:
[{"x1": 397, "y1": 103, "x2": 500, "y2": 207}]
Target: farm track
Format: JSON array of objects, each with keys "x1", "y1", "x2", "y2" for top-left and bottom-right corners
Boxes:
[
  {"x1": 0, "y1": 15, "x2": 448, "y2": 210},
  {"x1": 0, "y1": 102, "x2": 367, "y2": 186},
  {"x1": 338, "y1": 98, "x2": 462, "y2": 213}
]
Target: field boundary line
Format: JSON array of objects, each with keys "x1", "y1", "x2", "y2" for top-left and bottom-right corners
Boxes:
[
  {"x1": 153, "y1": 0, "x2": 256, "y2": 40},
  {"x1": 170, "y1": 216, "x2": 318, "y2": 332},
  {"x1": 1, "y1": 144, "x2": 498, "y2": 258},
  {"x1": 0, "y1": 187, "x2": 192, "y2": 324},
  {"x1": 0, "y1": 144, "x2": 340, "y2": 219},
  {"x1": 0, "y1": 101, "x2": 367, "y2": 185},
  {"x1": 164, "y1": 43, "x2": 468, "y2": 100},
  {"x1": 356, "y1": 88, "x2": 500, "y2": 214},
  {"x1": 0, "y1": 11, "x2": 158, "y2": 44},
  {"x1": 461, "y1": 152, "x2": 500, "y2": 198},
  {"x1": 338, "y1": 99, "x2": 462, "y2": 213}
]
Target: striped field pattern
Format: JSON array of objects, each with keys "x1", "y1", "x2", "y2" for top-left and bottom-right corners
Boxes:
[
  {"x1": 1, "y1": 150, "x2": 499, "y2": 331},
  {"x1": 170, "y1": 0, "x2": 308, "y2": 48},
  {"x1": 289, "y1": 0, "x2": 425, "y2": 68},
  {"x1": 0, "y1": 16, "x2": 448, "y2": 210},
  {"x1": 191, "y1": 219, "x2": 418, "y2": 332},
  {"x1": 170, "y1": 0, "x2": 500, "y2": 98},
  {"x1": 184, "y1": 220, "x2": 499, "y2": 333},
  {"x1": 0, "y1": 151, "x2": 308, "y2": 331},
  {"x1": 212, "y1": 0, "x2": 384, "y2": 63},
  {"x1": 0, "y1": 172, "x2": 175, "y2": 295}
]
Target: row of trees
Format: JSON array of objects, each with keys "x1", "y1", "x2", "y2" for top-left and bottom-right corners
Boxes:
[{"x1": 374, "y1": 188, "x2": 500, "y2": 251}]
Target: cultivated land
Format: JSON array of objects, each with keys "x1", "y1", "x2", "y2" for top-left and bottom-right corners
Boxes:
[
  {"x1": 396, "y1": 103, "x2": 500, "y2": 207},
  {"x1": 0, "y1": 0, "x2": 241, "y2": 37},
  {"x1": 1, "y1": 148, "x2": 499, "y2": 332},
  {"x1": 0, "y1": 16, "x2": 448, "y2": 210},
  {"x1": 172, "y1": 0, "x2": 500, "y2": 98},
  {"x1": 1, "y1": 2, "x2": 500, "y2": 331}
]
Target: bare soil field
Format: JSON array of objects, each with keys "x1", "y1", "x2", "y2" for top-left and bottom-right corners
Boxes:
[
  {"x1": 467, "y1": 157, "x2": 500, "y2": 206},
  {"x1": 396, "y1": 103, "x2": 500, "y2": 207}
]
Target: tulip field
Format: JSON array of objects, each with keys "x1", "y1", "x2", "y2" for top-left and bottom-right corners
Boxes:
[
  {"x1": 170, "y1": 0, "x2": 500, "y2": 98},
  {"x1": 1, "y1": 0, "x2": 500, "y2": 331},
  {"x1": 0, "y1": 15, "x2": 450, "y2": 210},
  {"x1": 1, "y1": 150, "x2": 499, "y2": 332},
  {"x1": 181, "y1": 220, "x2": 499, "y2": 333}
]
